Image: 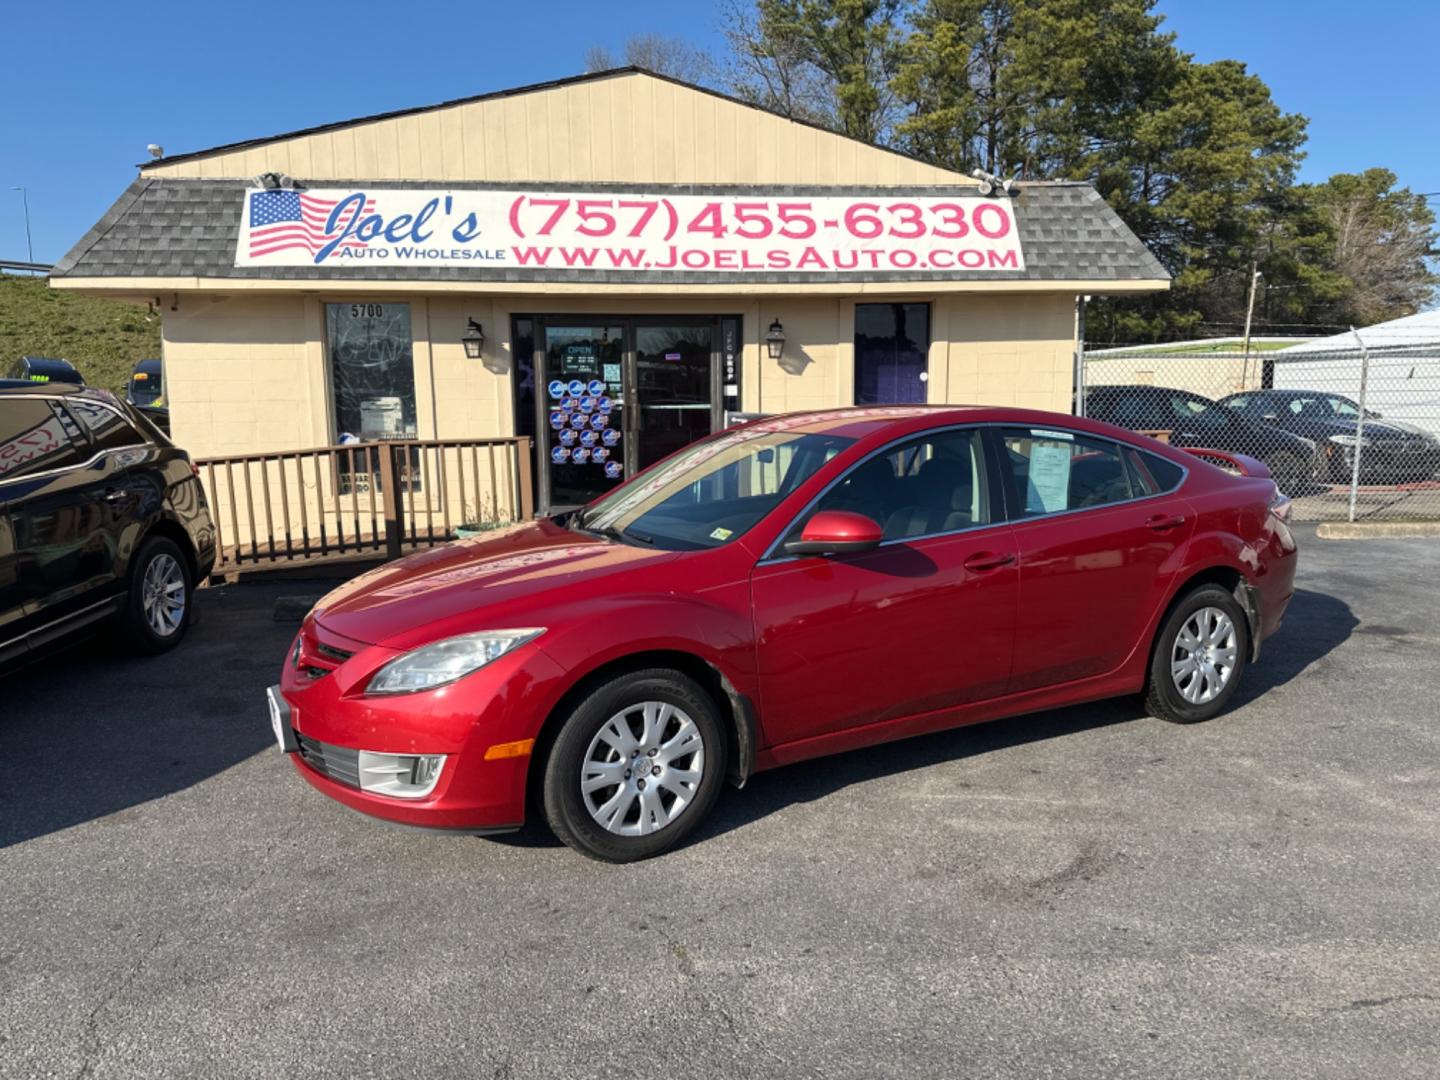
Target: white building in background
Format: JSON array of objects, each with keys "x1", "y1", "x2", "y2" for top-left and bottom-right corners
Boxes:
[{"x1": 1272, "y1": 309, "x2": 1440, "y2": 439}]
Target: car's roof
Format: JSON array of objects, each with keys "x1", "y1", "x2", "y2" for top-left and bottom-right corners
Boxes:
[
  {"x1": 739, "y1": 405, "x2": 974, "y2": 439},
  {"x1": 18, "y1": 356, "x2": 79, "y2": 371},
  {"x1": 133, "y1": 358, "x2": 162, "y2": 372},
  {"x1": 0, "y1": 380, "x2": 87, "y2": 397},
  {"x1": 738, "y1": 404, "x2": 1165, "y2": 444}
]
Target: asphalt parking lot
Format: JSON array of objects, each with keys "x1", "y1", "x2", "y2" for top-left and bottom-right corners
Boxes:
[{"x1": 2, "y1": 523, "x2": 1438, "y2": 1079}]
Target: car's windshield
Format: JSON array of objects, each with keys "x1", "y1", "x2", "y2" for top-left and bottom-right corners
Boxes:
[
  {"x1": 574, "y1": 428, "x2": 855, "y2": 551},
  {"x1": 1168, "y1": 394, "x2": 1231, "y2": 429},
  {"x1": 129, "y1": 362, "x2": 163, "y2": 406}
]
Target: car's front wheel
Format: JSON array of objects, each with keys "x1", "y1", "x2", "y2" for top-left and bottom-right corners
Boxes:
[
  {"x1": 542, "y1": 669, "x2": 727, "y2": 862},
  {"x1": 1145, "y1": 584, "x2": 1249, "y2": 724},
  {"x1": 124, "y1": 535, "x2": 193, "y2": 653}
]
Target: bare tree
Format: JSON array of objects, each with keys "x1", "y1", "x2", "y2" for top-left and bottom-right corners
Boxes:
[
  {"x1": 1330, "y1": 195, "x2": 1438, "y2": 323},
  {"x1": 716, "y1": 0, "x2": 837, "y2": 127},
  {"x1": 584, "y1": 34, "x2": 716, "y2": 83}
]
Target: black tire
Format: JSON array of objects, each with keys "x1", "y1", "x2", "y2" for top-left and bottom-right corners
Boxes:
[
  {"x1": 123, "y1": 536, "x2": 194, "y2": 654},
  {"x1": 1144, "y1": 584, "x2": 1250, "y2": 724},
  {"x1": 542, "y1": 668, "x2": 727, "y2": 863}
]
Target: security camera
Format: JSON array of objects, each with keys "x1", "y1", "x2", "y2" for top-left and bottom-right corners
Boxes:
[
  {"x1": 971, "y1": 167, "x2": 1018, "y2": 197},
  {"x1": 146, "y1": 144, "x2": 164, "y2": 159}
]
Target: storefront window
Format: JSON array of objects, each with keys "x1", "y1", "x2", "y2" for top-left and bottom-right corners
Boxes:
[
  {"x1": 326, "y1": 303, "x2": 417, "y2": 441},
  {"x1": 855, "y1": 303, "x2": 930, "y2": 405},
  {"x1": 512, "y1": 317, "x2": 536, "y2": 443}
]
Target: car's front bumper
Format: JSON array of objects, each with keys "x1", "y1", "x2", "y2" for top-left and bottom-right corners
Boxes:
[{"x1": 274, "y1": 620, "x2": 568, "y2": 831}]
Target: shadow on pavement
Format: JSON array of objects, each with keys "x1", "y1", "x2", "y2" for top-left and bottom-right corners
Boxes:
[
  {"x1": 0, "y1": 584, "x2": 300, "y2": 849},
  {"x1": 3, "y1": 579, "x2": 1354, "y2": 855},
  {"x1": 500, "y1": 586, "x2": 1357, "y2": 851}
]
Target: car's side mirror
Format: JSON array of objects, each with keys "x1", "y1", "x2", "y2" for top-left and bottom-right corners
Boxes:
[{"x1": 784, "y1": 510, "x2": 884, "y2": 557}]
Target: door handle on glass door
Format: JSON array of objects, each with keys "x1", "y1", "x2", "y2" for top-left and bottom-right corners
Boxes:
[
  {"x1": 1145, "y1": 513, "x2": 1185, "y2": 531},
  {"x1": 962, "y1": 550, "x2": 1016, "y2": 572}
]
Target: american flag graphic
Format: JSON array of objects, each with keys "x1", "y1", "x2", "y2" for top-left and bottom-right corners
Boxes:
[{"x1": 246, "y1": 190, "x2": 375, "y2": 259}]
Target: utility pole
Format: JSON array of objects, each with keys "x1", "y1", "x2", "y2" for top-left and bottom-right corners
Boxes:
[
  {"x1": 1240, "y1": 263, "x2": 1262, "y2": 389},
  {"x1": 11, "y1": 187, "x2": 34, "y2": 263}
]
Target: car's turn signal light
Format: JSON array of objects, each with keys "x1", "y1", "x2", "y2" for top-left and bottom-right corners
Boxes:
[{"x1": 484, "y1": 739, "x2": 536, "y2": 761}]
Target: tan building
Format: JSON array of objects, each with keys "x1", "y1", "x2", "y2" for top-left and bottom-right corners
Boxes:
[{"x1": 52, "y1": 67, "x2": 1167, "y2": 514}]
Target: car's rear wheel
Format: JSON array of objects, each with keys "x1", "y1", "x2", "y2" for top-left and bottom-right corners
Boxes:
[
  {"x1": 1144, "y1": 584, "x2": 1249, "y2": 724},
  {"x1": 542, "y1": 669, "x2": 726, "y2": 862},
  {"x1": 124, "y1": 536, "x2": 193, "y2": 654}
]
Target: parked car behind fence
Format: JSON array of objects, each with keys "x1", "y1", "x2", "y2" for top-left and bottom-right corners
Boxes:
[{"x1": 1081, "y1": 335, "x2": 1440, "y2": 521}]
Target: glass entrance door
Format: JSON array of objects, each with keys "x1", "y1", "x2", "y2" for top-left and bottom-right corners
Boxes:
[
  {"x1": 534, "y1": 318, "x2": 726, "y2": 512},
  {"x1": 541, "y1": 324, "x2": 624, "y2": 507},
  {"x1": 633, "y1": 323, "x2": 715, "y2": 472}
]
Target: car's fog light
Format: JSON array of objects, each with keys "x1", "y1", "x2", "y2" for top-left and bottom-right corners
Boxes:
[{"x1": 357, "y1": 751, "x2": 446, "y2": 799}]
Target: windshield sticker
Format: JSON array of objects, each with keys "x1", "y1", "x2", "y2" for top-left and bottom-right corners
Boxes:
[{"x1": 709, "y1": 527, "x2": 733, "y2": 541}]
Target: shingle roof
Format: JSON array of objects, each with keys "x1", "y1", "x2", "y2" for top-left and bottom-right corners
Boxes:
[{"x1": 53, "y1": 178, "x2": 1169, "y2": 286}]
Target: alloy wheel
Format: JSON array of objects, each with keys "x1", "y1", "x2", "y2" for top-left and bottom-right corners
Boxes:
[
  {"x1": 580, "y1": 701, "x2": 706, "y2": 837},
  {"x1": 1170, "y1": 606, "x2": 1237, "y2": 705},
  {"x1": 142, "y1": 553, "x2": 186, "y2": 637}
]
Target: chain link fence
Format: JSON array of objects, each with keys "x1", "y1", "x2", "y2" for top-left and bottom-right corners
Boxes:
[{"x1": 1079, "y1": 333, "x2": 1440, "y2": 521}]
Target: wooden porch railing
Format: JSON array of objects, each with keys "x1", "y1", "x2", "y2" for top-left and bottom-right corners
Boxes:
[{"x1": 196, "y1": 437, "x2": 533, "y2": 571}]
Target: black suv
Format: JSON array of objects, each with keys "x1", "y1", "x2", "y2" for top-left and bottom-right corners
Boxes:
[
  {"x1": 1, "y1": 384, "x2": 216, "y2": 669},
  {"x1": 1217, "y1": 389, "x2": 1440, "y2": 484},
  {"x1": 1082, "y1": 384, "x2": 1322, "y2": 494}
]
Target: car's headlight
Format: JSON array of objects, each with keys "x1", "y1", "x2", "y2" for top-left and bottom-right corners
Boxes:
[
  {"x1": 1328, "y1": 434, "x2": 1371, "y2": 448},
  {"x1": 365, "y1": 629, "x2": 545, "y2": 695}
]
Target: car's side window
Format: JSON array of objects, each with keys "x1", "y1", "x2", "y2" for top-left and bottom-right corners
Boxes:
[
  {"x1": 0, "y1": 399, "x2": 87, "y2": 481},
  {"x1": 789, "y1": 428, "x2": 991, "y2": 544},
  {"x1": 66, "y1": 399, "x2": 145, "y2": 452},
  {"x1": 1124, "y1": 448, "x2": 1185, "y2": 496},
  {"x1": 1003, "y1": 428, "x2": 1135, "y2": 516}
]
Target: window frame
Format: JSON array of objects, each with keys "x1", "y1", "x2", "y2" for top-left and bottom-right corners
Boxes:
[
  {"x1": 758, "y1": 423, "x2": 1005, "y2": 563},
  {"x1": 853, "y1": 301, "x2": 932, "y2": 406},
  {"x1": 992, "y1": 425, "x2": 1190, "y2": 523},
  {"x1": 322, "y1": 300, "x2": 419, "y2": 443}
]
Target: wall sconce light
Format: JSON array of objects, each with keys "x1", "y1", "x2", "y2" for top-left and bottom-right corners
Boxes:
[
  {"x1": 765, "y1": 318, "x2": 786, "y2": 360},
  {"x1": 461, "y1": 318, "x2": 485, "y2": 359}
]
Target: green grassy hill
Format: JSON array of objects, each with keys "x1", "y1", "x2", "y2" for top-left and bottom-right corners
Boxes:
[{"x1": 0, "y1": 273, "x2": 161, "y2": 392}]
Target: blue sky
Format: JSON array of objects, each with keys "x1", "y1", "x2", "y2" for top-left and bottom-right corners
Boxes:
[{"x1": 3, "y1": 0, "x2": 1437, "y2": 263}]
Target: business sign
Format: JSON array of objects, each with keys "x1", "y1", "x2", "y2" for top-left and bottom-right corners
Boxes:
[{"x1": 236, "y1": 188, "x2": 1025, "y2": 273}]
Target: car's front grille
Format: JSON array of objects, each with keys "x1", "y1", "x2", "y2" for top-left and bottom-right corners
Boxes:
[
  {"x1": 296, "y1": 732, "x2": 360, "y2": 788},
  {"x1": 296, "y1": 636, "x2": 355, "y2": 681}
]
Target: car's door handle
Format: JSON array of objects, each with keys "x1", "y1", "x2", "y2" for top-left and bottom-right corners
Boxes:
[
  {"x1": 1145, "y1": 513, "x2": 1186, "y2": 532},
  {"x1": 962, "y1": 550, "x2": 1016, "y2": 572}
]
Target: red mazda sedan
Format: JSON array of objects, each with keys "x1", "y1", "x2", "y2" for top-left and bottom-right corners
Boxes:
[{"x1": 268, "y1": 407, "x2": 1297, "y2": 862}]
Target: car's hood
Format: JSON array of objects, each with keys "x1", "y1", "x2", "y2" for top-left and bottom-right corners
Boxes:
[
  {"x1": 1288, "y1": 417, "x2": 1432, "y2": 442},
  {"x1": 311, "y1": 519, "x2": 679, "y2": 647},
  {"x1": 1365, "y1": 419, "x2": 1435, "y2": 441}
]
